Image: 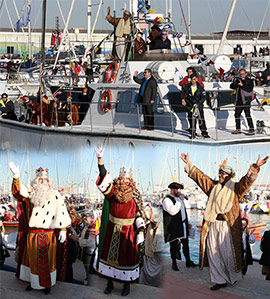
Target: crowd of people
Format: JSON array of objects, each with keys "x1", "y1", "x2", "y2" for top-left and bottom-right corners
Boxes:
[
  {"x1": 0, "y1": 149, "x2": 269, "y2": 296},
  {"x1": 0, "y1": 89, "x2": 91, "y2": 126}
]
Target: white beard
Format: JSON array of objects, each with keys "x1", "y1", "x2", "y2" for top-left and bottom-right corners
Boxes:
[{"x1": 29, "y1": 177, "x2": 55, "y2": 207}]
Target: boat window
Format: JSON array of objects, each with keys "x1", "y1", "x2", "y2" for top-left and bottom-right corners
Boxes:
[{"x1": 116, "y1": 91, "x2": 133, "y2": 112}]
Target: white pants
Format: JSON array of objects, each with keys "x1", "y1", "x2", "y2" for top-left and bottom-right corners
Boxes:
[{"x1": 207, "y1": 220, "x2": 242, "y2": 284}]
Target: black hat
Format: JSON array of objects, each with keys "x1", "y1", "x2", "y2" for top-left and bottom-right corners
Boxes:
[{"x1": 168, "y1": 182, "x2": 184, "y2": 189}]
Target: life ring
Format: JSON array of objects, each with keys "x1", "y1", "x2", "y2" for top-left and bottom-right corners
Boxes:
[
  {"x1": 105, "y1": 61, "x2": 119, "y2": 83},
  {"x1": 100, "y1": 90, "x2": 112, "y2": 113}
]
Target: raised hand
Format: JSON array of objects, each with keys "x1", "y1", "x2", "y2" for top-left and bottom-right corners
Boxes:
[
  {"x1": 255, "y1": 154, "x2": 269, "y2": 167},
  {"x1": 180, "y1": 153, "x2": 189, "y2": 164},
  {"x1": 9, "y1": 162, "x2": 20, "y2": 177},
  {"x1": 107, "y1": 6, "x2": 111, "y2": 15},
  {"x1": 134, "y1": 71, "x2": 139, "y2": 77},
  {"x1": 95, "y1": 145, "x2": 104, "y2": 158}
]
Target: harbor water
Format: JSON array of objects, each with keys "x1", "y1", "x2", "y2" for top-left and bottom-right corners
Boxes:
[{"x1": 159, "y1": 209, "x2": 270, "y2": 263}]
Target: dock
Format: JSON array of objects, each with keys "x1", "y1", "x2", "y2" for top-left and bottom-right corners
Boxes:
[{"x1": 0, "y1": 251, "x2": 269, "y2": 299}]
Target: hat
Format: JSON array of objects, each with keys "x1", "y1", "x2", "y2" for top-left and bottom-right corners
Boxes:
[
  {"x1": 1, "y1": 93, "x2": 8, "y2": 98},
  {"x1": 36, "y1": 167, "x2": 49, "y2": 178},
  {"x1": 168, "y1": 182, "x2": 184, "y2": 189},
  {"x1": 123, "y1": 10, "x2": 131, "y2": 16},
  {"x1": 119, "y1": 167, "x2": 133, "y2": 178},
  {"x1": 220, "y1": 165, "x2": 235, "y2": 177}
]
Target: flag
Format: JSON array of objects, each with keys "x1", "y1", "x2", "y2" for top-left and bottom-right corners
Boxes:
[
  {"x1": 163, "y1": 24, "x2": 172, "y2": 30},
  {"x1": 198, "y1": 55, "x2": 207, "y2": 64},
  {"x1": 184, "y1": 40, "x2": 191, "y2": 46},
  {"x1": 148, "y1": 9, "x2": 156, "y2": 14},
  {"x1": 217, "y1": 67, "x2": 224, "y2": 79},
  {"x1": 173, "y1": 32, "x2": 183, "y2": 38},
  {"x1": 24, "y1": 7, "x2": 31, "y2": 26},
  {"x1": 15, "y1": 14, "x2": 24, "y2": 32},
  {"x1": 152, "y1": 16, "x2": 160, "y2": 24}
]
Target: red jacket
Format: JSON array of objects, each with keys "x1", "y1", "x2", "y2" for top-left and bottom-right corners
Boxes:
[{"x1": 179, "y1": 76, "x2": 204, "y2": 88}]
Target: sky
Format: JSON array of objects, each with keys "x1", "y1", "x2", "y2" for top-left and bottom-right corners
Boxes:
[
  {"x1": 1, "y1": 141, "x2": 269, "y2": 196},
  {"x1": 0, "y1": 0, "x2": 269, "y2": 35}
]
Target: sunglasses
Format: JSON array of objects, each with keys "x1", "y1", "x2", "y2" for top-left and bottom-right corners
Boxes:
[{"x1": 162, "y1": 33, "x2": 167, "y2": 36}]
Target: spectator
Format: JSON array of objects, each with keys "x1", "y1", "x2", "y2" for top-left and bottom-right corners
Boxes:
[
  {"x1": 259, "y1": 230, "x2": 270, "y2": 280},
  {"x1": 262, "y1": 63, "x2": 270, "y2": 86},
  {"x1": 78, "y1": 213, "x2": 96, "y2": 285},
  {"x1": 179, "y1": 66, "x2": 204, "y2": 88},
  {"x1": 148, "y1": 24, "x2": 161, "y2": 50},
  {"x1": 0, "y1": 93, "x2": 18, "y2": 120},
  {"x1": 241, "y1": 217, "x2": 255, "y2": 275},
  {"x1": 133, "y1": 32, "x2": 147, "y2": 55},
  {"x1": 6, "y1": 58, "x2": 16, "y2": 80},
  {"x1": 230, "y1": 68, "x2": 255, "y2": 135},
  {"x1": 154, "y1": 30, "x2": 171, "y2": 50},
  {"x1": 181, "y1": 74, "x2": 210, "y2": 139},
  {"x1": 133, "y1": 68, "x2": 157, "y2": 130}
]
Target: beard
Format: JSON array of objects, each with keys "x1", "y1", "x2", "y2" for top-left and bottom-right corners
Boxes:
[
  {"x1": 28, "y1": 177, "x2": 55, "y2": 207},
  {"x1": 113, "y1": 177, "x2": 136, "y2": 204}
]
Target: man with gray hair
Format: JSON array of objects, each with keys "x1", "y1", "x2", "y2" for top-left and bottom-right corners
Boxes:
[
  {"x1": 9, "y1": 163, "x2": 71, "y2": 295},
  {"x1": 180, "y1": 153, "x2": 269, "y2": 291}
]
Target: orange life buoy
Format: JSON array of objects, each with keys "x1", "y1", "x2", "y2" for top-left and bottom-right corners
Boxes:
[
  {"x1": 105, "y1": 61, "x2": 119, "y2": 83},
  {"x1": 100, "y1": 90, "x2": 112, "y2": 113}
]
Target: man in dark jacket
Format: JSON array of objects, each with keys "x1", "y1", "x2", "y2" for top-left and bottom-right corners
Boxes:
[
  {"x1": 262, "y1": 63, "x2": 270, "y2": 86},
  {"x1": 230, "y1": 68, "x2": 255, "y2": 135},
  {"x1": 181, "y1": 74, "x2": 210, "y2": 139},
  {"x1": 133, "y1": 68, "x2": 157, "y2": 130},
  {"x1": 154, "y1": 30, "x2": 171, "y2": 50},
  {"x1": 162, "y1": 182, "x2": 197, "y2": 271},
  {"x1": 0, "y1": 93, "x2": 17, "y2": 120}
]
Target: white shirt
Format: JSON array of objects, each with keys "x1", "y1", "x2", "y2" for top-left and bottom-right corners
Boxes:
[{"x1": 163, "y1": 194, "x2": 187, "y2": 239}]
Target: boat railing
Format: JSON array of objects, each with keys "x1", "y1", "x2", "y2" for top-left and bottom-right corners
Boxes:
[{"x1": 12, "y1": 98, "x2": 269, "y2": 140}]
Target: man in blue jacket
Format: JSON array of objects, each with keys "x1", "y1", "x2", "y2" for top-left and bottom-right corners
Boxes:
[
  {"x1": 181, "y1": 74, "x2": 210, "y2": 139},
  {"x1": 134, "y1": 69, "x2": 157, "y2": 130}
]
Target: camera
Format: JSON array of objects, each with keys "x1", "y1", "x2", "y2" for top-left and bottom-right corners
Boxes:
[{"x1": 234, "y1": 77, "x2": 242, "y2": 84}]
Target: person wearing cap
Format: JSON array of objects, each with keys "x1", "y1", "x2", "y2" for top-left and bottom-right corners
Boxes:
[
  {"x1": 106, "y1": 6, "x2": 132, "y2": 61},
  {"x1": 0, "y1": 93, "x2": 17, "y2": 120},
  {"x1": 95, "y1": 145, "x2": 146, "y2": 296},
  {"x1": 162, "y1": 181, "x2": 197, "y2": 271},
  {"x1": 180, "y1": 152, "x2": 269, "y2": 291},
  {"x1": 9, "y1": 163, "x2": 71, "y2": 295},
  {"x1": 154, "y1": 30, "x2": 171, "y2": 50}
]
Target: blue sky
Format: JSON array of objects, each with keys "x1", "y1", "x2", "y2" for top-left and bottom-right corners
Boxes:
[
  {"x1": 0, "y1": 0, "x2": 269, "y2": 35},
  {"x1": 1, "y1": 142, "x2": 269, "y2": 195}
]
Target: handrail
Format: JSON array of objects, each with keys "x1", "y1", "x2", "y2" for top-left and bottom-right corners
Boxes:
[{"x1": 11, "y1": 99, "x2": 269, "y2": 141}]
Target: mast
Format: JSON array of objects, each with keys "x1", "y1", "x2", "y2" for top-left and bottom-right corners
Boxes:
[
  {"x1": 40, "y1": 0, "x2": 46, "y2": 71},
  {"x1": 217, "y1": 0, "x2": 237, "y2": 55},
  {"x1": 27, "y1": 0, "x2": 32, "y2": 60},
  {"x1": 187, "y1": 0, "x2": 191, "y2": 43},
  {"x1": 87, "y1": 0, "x2": 91, "y2": 41}
]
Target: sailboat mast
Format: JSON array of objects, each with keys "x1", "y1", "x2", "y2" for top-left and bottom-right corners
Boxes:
[
  {"x1": 217, "y1": 0, "x2": 237, "y2": 55},
  {"x1": 40, "y1": 0, "x2": 47, "y2": 71},
  {"x1": 27, "y1": 0, "x2": 32, "y2": 60},
  {"x1": 87, "y1": 0, "x2": 91, "y2": 42},
  {"x1": 187, "y1": 0, "x2": 191, "y2": 43}
]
